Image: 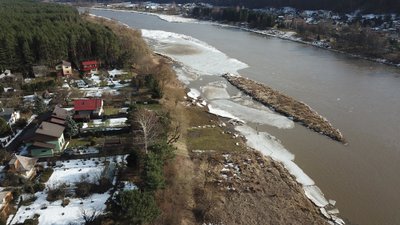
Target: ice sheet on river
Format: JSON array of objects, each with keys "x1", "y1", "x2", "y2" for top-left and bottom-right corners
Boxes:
[
  {"x1": 141, "y1": 29, "x2": 248, "y2": 76},
  {"x1": 209, "y1": 99, "x2": 294, "y2": 129}
]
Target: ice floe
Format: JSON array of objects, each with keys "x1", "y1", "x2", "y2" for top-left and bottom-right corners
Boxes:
[
  {"x1": 187, "y1": 88, "x2": 201, "y2": 100},
  {"x1": 209, "y1": 99, "x2": 294, "y2": 129},
  {"x1": 141, "y1": 29, "x2": 248, "y2": 76}
]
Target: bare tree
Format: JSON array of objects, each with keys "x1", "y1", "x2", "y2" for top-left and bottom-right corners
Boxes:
[
  {"x1": 134, "y1": 108, "x2": 160, "y2": 154},
  {"x1": 80, "y1": 207, "x2": 100, "y2": 224},
  {"x1": 167, "y1": 121, "x2": 181, "y2": 145}
]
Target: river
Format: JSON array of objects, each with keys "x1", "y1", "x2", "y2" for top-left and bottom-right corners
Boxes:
[{"x1": 88, "y1": 8, "x2": 400, "y2": 225}]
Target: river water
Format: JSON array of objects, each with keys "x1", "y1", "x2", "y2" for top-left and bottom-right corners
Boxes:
[{"x1": 89, "y1": 9, "x2": 400, "y2": 225}]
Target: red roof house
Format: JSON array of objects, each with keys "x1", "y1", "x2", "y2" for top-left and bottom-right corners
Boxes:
[
  {"x1": 80, "y1": 60, "x2": 98, "y2": 74},
  {"x1": 73, "y1": 98, "x2": 103, "y2": 120}
]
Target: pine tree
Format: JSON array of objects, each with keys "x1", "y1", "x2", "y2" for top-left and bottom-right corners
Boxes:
[
  {"x1": 65, "y1": 115, "x2": 78, "y2": 139},
  {"x1": 33, "y1": 96, "x2": 47, "y2": 115}
]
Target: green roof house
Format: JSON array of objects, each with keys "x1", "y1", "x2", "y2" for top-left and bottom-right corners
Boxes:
[{"x1": 28, "y1": 121, "x2": 66, "y2": 158}]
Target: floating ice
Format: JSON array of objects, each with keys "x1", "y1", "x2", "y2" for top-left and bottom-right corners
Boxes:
[
  {"x1": 141, "y1": 29, "x2": 248, "y2": 76},
  {"x1": 187, "y1": 88, "x2": 201, "y2": 100},
  {"x1": 209, "y1": 99, "x2": 294, "y2": 129},
  {"x1": 156, "y1": 14, "x2": 199, "y2": 23},
  {"x1": 201, "y1": 82, "x2": 230, "y2": 100},
  {"x1": 208, "y1": 104, "x2": 244, "y2": 123}
]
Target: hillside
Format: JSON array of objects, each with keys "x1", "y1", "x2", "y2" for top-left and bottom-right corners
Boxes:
[{"x1": 0, "y1": 0, "x2": 146, "y2": 73}]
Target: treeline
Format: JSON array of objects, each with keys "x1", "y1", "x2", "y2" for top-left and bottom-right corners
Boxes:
[
  {"x1": 129, "y1": 0, "x2": 400, "y2": 13},
  {"x1": 191, "y1": 7, "x2": 277, "y2": 29},
  {"x1": 0, "y1": 0, "x2": 142, "y2": 73}
]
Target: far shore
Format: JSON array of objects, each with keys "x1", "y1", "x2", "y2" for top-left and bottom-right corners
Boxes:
[{"x1": 90, "y1": 6, "x2": 400, "y2": 69}]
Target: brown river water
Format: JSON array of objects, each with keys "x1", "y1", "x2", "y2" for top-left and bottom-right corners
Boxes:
[{"x1": 89, "y1": 8, "x2": 400, "y2": 225}]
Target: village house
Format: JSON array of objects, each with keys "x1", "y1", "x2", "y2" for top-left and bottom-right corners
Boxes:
[
  {"x1": 27, "y1": 121, "x2": 66, "y2": 158},
  {"x1": 49, "y1": 106, "x2": 69, "y2": 126},
  {"x1": 8, "y1": 154, "x2": 38, "y2": 179},
  {"x1": 73, "y1": 98, "x2": 104, "y2": 120},
  {"x1": 80, "y1": 60, "x2": 99, "y2": 75},
  {"x1": 0, "y1": 191, "x2": 13, "y2": 218},
  {"x1": 55, "y1": 60, "x2": 72, "y2": 76}
]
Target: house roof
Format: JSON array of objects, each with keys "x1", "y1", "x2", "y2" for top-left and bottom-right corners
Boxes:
[
  {"x1": 31, "y1": 141, "x2": 56, "y2": 149},
  {"x1": 9, "y1": 155, "x2": 37, "y2": 172},
  {"x1": 52, "y1": 106, "x2": 69, "y2": 120},
  {"x1": 35, "y1": 121, "x2": 65, "y2": 138},
  {"x1": 60, "y1": 60, "x2": 71, "y2": 67},
  {"x1": 74, "y1": 98, "x2": 103, "y2": 111},
  {"x1": 49, "y1": 118, "x2": 65, "y2": 126},
  {"x1": 81, "y1": 60, "x2": 98, "y2": 66}
]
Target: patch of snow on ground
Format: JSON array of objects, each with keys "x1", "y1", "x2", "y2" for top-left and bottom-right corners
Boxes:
[
  {"x1": 9, "y1": 156, "x2": 128, "y2": 225},
  {"x1": 209, "y1": 100, "x2": 294, "y2": 129},
  {"x1": 141, "y1": 29, "x2": 248, "y2": 76},
  {"x1": 108, "y1": 69, "x2": 127, "y2": 77}
]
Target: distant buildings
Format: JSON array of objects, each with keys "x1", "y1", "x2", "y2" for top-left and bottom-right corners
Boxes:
[{"x1": 80, "y1": 60, "x2": 99, "y2": 75}]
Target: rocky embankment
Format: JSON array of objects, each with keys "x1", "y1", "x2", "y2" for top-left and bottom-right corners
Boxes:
[{"x1": 223, "y1": 74, "x2": 345, "y2": 143}]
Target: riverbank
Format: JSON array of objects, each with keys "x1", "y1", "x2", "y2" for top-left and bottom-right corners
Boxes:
[
  {"x1": 223, "y1": 74, "x2": 345, "y2": 143},
  {"x1": 156, "y1": 55, "x2": 337, "y2": 225}
]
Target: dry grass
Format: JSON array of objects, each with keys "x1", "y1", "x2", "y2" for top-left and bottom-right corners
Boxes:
[{"x1": 187, "y1": 127, "x2": 243, "y2": 152}]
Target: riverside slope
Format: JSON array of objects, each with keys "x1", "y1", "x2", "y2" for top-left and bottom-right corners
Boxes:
[{"x1": 223, "y1": 74, "x2": 345, "y2": 143}]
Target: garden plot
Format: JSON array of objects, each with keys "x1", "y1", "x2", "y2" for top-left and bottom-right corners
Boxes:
[{"x1": 8, "y1": 155, "x2": 128, "y2": 225}]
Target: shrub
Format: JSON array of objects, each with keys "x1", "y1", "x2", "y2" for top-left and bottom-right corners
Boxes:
[
  {"x1": 116, "y1": 190, "x2": 159, "y2": 225},
  {"x1": 39, "y1": 168, "x2": 53, "y2": 183},
  {"x1": 21, "y1": 195, "x2": 37, "y2": 206},
  {"x1": 75, "y1": 181, "x2": 92, "y2": 198},
  {"x1": 61, "y1": 198, "x2": 70, "y2": 207},
  {"x1": 47, "y1": 185, "x2": 66, "y2": 202},
  {"x1": 33, "y1": 182, "x2": 45, "y2": 192},
  {"x1": 13, "y1": 118, "x2": 27, "y2": 130}
]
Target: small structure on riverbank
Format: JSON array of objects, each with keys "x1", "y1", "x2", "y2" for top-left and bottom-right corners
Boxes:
[{"x1": 223, "y1": 74, "x2": 345, "y2": 143}]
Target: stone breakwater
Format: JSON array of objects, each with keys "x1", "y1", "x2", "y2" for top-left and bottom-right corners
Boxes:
[{"x1": 223, "y1": 74, "x2": 345, "y2": 143}]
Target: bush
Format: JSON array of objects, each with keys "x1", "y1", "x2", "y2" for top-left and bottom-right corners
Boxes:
[
  {"x1": 61, "y1": 198, "x2": 70, "y2": 207},
  {"x1": 47, "y1": 185, "x2": 66, "y2": 202},
  {"x1": 33, "y1": 182, "x2": 45, "y2": 192},
  {"x1": 75, "y1": 177, "x2": 112, "y2": 198},
  {"x1": 75, "y1": 181, "x2": 92, "y2": 198},
  {"x1": 21, "y1": 195, "x2": 37, "y2": 206},
  {"x1": 39, "y1": 168, "x2": 53, "y2": 183},
  {"x1": 116, "y1": 190, "x2": 159, "y2": 225},
  {"x1": 13, "y1": 118, "x2": 27, "y2": 130}
]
